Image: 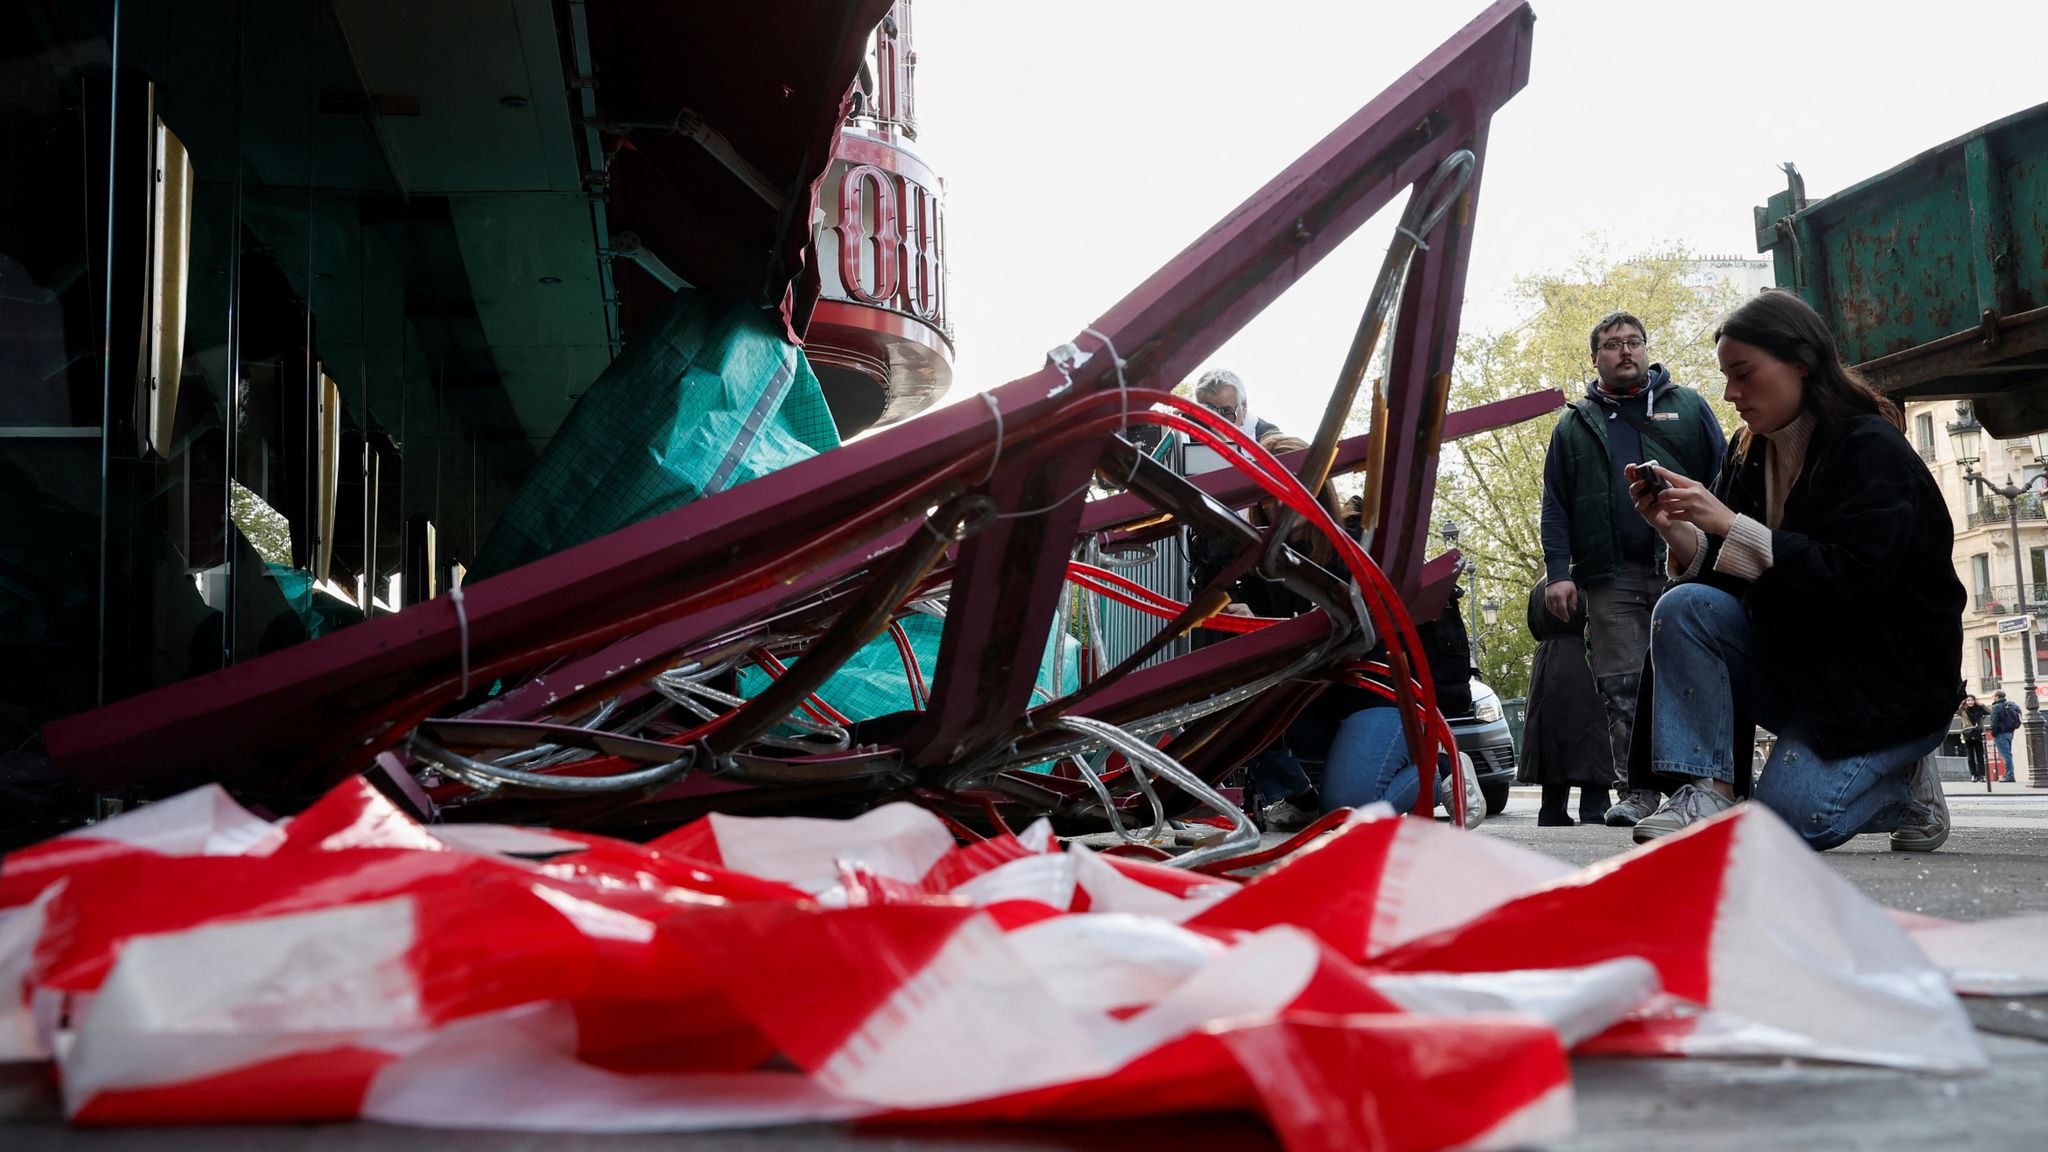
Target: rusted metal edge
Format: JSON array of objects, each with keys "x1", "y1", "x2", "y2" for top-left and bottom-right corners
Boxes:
[{"x1": 1085, "y1": 388, "x2": 1565, "y2": 538}]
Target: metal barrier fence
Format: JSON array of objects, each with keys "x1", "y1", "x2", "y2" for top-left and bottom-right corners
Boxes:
[{"x1": 1080, "y1": 431, "x2": 1194, "y2": 673}]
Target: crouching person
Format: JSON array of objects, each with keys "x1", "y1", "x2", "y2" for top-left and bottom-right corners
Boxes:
[{"x1": 1621, "y1": 290, "x2": 1965, "y2": 851}]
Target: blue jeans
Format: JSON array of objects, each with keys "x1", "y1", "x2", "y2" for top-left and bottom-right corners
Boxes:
[
  {"x1": 1247, "y1": 748, "x2": 1315, "y2": 803},
  {"x1": 1995, "y1": 732, "x2": 2016, "y2": 780},
  {"x1": 1650, "y1": 583, "x2": 1946, "y2": 851},
  {"x1": 1321, "y1": 706, "x2": 1451, "y2": 815}
]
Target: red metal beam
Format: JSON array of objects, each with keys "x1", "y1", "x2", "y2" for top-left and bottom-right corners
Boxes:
[
  {"x1": 43, "y1": 1, "x2": 1537, "y2": 796},
  {"x1": 1371, "y1": 125, "x2": 1493, "y2": 602},
  {"x1": 901, "y1": 2, "x2": 1534, "y2": 770},
  {"x1": 1083, "y1": 387, "x2": 1565, "y2": 535}
]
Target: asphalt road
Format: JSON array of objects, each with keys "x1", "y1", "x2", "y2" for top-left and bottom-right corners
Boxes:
[{"x1": 1482, "y1": 782, "x2": 2048, "y2": 921}]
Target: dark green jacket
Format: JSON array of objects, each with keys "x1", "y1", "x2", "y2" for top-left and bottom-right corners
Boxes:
[{"x1": 1539, "y1": 367, "x2": 1726, "y2": 586}]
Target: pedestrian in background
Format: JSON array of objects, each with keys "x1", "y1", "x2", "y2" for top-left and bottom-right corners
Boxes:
[
  {"x1": 1214, "y1": 433, "x2": 1343, "y2": 830},
  {"x1": 1518, "y1": 578, "x2": 1612, "y2": 825},
  {"x1": 1540, "y1": 311, "x2": 1727, "y2": 829},
  {"x1": 1990, "y1": 690, "x2": 2021, "y2": 783},
  {"x1": 1960, "y1": 694, "x2": 1988, "y2": 783}
]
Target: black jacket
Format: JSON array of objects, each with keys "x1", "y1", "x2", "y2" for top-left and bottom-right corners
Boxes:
[
  {"x1": 1540, "y1": 367, "x2": 1728, "y2": 586},
  {"x1": 1630, "y1": 413, "x2": 1965, "y2": 790}
]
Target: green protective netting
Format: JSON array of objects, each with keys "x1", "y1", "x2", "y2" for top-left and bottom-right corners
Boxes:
[
  {"x1": 736, "y1": 613, "x2": 1083, "y2": 770},
  {"x1": 474, "y1": 289, "x2": 842, "y2": 578}
]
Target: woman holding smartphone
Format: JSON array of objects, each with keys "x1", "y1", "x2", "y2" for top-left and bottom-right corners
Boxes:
[{"x1": 1621, "y1": 290, "x2": 1965, "y2": 851}]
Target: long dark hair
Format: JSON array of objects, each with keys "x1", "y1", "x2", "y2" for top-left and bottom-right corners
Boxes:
[
  {"x1": 1255, "y1": 432, "x2": 1343, "y2": 567},
  {"x1": 1714, "y1": 290, "x2": 1902, "y2": 452}
]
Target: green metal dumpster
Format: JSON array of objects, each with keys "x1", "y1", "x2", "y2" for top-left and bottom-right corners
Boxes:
[{"x1": 1754, "y1": 101, "x2": 2048, "y2": 435}]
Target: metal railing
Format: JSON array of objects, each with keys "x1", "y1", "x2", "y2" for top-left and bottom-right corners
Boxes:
[
  {"x1": 1918, "y1": 443, "x2": 1939, "y2": 463},
  {"x1": 1081, "y1": 533, "x2": 1192, "y2": 674},
  {"x1": 1975, "y1": 584, "x2": 2048, "y2": 615},
  {"x1": 1967, "y1": 493, "x2": 2047, "y2": 530}
]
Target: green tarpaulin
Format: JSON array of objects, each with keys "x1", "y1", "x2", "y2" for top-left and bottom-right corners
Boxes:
[
  {"x1": 736, "y1": 613, "x2": 1082, "y2": 770},
  {"x1": 474, "y1": 289, "x2": 1075, "y2": 751},
  {"x1": 475, "y1": 290, "x2": 841, "y2": 577}
]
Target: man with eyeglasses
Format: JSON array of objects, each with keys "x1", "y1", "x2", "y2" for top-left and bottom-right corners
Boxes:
[
  {"x1": 1193, "y1": 369, "x2": 1278, "y2": 441},
  {"x1": 1539, "y1": 311, "x2": 1727, "y2": 827}
]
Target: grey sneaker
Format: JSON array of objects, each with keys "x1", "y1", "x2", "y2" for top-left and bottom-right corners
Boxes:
[
  {"x1": 1631, "y1": 783, "x2": 1738, "y2": 844},
  {"x1": 1260, "y1": 796, "x2": 1320, "y2": 833},
  {"x1": 1890, "y1": 754, "x2": 1950, "y2": 852},
  {"x1": 1603, "y1": 789, "x2": 1660, "y2": 828}
]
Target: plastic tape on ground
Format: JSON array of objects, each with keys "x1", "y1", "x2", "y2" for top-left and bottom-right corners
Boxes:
[{"x1": 0, "y1": 777, "x2": 2010, "y2": 1147}]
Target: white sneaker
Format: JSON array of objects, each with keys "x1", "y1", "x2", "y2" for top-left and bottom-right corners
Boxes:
[
  {"x1": 1890, "y1": 754, "x2": 1950, "y2": 852},
  {"x1": 1433, "y1": 752, "x2": 1485, "y2": 829}
]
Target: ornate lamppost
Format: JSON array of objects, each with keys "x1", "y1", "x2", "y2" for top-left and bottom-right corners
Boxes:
[
  {"x1": 1949, "y1": 403, "x2": 2048, "y2": 787},
  {"x1": 1477, "y1": 595, "x2": 1500, "y2": 673}
]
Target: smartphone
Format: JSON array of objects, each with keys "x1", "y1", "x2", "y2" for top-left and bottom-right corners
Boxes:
[{"x1": 1636, "y1": 459, "x2": 1671, "y2": 496}]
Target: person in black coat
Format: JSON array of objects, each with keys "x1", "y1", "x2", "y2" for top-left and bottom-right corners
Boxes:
[
  {"x1": 1193, "y1": 433, "x2": 1345, "y2": 829},
  {"x1": 1518, "y1": 578, "x2": 1613, "y2": 825},
  {"x1": 1621, "y1": 290, "x2": 1965, "y2": 850}
]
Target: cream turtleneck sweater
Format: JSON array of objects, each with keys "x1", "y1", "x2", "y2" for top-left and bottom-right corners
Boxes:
[{"x1": 1671, "y1": 412, "x2": 1815, "y2": 582}]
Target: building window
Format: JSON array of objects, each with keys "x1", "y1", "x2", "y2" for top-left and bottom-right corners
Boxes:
[
  {"x1": 1916, "y1": 412, "x2": 1935, "y2": 449},
  {"x1": 1974, "y1": 553, "x2": 1993, "y2": 600},
  {"x1": 1981, "y1": 636, "x2": 2004, "y2": 691}
]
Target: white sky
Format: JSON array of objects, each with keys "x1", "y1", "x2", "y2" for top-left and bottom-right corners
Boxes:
[{"x1": 910, "y1": 0, "x2": 2046, "y2": 436}]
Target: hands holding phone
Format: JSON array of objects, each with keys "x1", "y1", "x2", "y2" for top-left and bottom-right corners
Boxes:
[{"x1": 1628, "y1": 461, "x2": 1736, "y2": 537}]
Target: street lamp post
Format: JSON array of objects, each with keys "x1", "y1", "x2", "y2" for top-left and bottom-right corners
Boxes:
[
  {"x1": 1463, "y1": 561, "x2": 1481, "y2": 658},
  {"x1": 1477, "y1": 596, "x2": 1500, "y2": 672},
  {"x1": 1440, "y1": 517, "x2": 1474, "y2": 642},
  {"x1": 1441, "y1": 520, "x2": 1502, "y2": 676},
  {"x1": 1949, "y1": 404, "x2": 2048, "y2": 787}
]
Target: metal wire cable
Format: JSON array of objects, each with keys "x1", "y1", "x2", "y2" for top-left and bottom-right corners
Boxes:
[
  {"x1": 651, "y1": 672, "x2": 850, "y2": 750},
  {"x1": 409, "y1": 735, "x2": 694, "y2": 794},
  {"x1": 1042, "y1": 715, "x2": 1260, "y2": 870}
]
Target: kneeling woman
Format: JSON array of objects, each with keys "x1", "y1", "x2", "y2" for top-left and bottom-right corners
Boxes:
[{"x1": 1624, "y1": 290, "x2": 1964, "y2": 850}]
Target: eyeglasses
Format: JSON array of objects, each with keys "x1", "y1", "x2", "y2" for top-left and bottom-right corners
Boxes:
[
  {"x1": 1598, "y1": 336, "x2": 1647, "y2": 353},
  {"x1": 1204, "y1": 403, "x2": 1241, "y2": 420}
]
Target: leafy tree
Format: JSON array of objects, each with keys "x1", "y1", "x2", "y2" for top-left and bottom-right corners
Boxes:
[
  {"x1": 230, "y1": 481, "x2": 294, "y2": 567},
  {"x1": 1430, "y1": 243, "x2": 1744, "y2": 698}
]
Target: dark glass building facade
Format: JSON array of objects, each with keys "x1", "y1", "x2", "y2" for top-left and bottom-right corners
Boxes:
[{"x1": 1, "y1": 0, "x2": 930, "y2": 768}]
